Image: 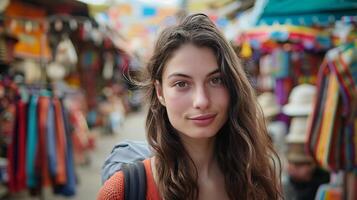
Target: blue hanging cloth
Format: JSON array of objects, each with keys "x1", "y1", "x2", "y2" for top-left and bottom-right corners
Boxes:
[
  {"x1": 26, "y1": 95, "x2": 39, "y2": 189},
  {"x1": 53, "y1": 99, "x2": 76, "y2": 196}
]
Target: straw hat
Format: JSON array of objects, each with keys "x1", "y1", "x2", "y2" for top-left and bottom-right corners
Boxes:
[
  {"x1": 257, "y1": 92, "x2": 280, "y2": 118},
  {"x1": 283, "y1": 84, "x2": 316, "y2": 116},
  {"x1": 285, "y1": 117, "x2": 314, "y2": 163},
  {"x1": 286, "y1": 142, "x2": 313, "y2": 163}
]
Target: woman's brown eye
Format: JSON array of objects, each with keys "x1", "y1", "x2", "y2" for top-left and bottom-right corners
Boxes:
[
  {"x1": 210, "y1": 77, "x2": 222, "y2": 85},
  {"x1": 174, "y1": 81, "x2": 188, "y2": 88}
]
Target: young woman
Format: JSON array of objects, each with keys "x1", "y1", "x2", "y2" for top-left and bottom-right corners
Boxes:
[{"x1": 98, "y1": 13, "x2": 281, "y2": 200}]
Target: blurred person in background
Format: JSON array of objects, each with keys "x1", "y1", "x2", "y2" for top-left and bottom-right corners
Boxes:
[{"x1": 282, "y1": 118, "x2": 329, "y2": 200}]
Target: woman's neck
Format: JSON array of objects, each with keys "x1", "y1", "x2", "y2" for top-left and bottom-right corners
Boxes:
[
  {"x1": 181, "y1": 136, "x2": 217, "y2": 178},
  {"x1": 151, "y1": 136, "x2": 218, "y2": 184}
]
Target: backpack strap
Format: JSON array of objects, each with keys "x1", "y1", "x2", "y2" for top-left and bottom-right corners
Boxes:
[{"x1": 123, "y1": 161, "x2": 146, "y2": 200}]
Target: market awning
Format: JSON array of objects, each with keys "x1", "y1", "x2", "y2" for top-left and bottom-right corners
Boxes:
[{"x1": 257, "y1": 0, "x2": 357, "y2": 26}]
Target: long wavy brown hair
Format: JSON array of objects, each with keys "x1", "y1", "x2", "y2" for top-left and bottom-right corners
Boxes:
[{"x1": 139, "y1": 13, "x2": 282, "y2": 200}]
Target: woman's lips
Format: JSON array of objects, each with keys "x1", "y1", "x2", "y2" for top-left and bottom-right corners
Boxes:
[{"x1": 188, "y1": 114, "x2": 216, "y2": 126}]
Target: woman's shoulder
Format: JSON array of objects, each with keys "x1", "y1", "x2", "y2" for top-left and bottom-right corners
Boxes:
[
  {"x1": 97, "y1": 158, "x2": 156, "y2": 200},
  {"x1": 97, "y1": 170, "x2": 125, "y2": 200}
]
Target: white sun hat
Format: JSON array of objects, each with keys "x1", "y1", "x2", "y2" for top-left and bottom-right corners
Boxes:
[{"x1": 282, "y1": 84, "x2": 316, "y2": 117}]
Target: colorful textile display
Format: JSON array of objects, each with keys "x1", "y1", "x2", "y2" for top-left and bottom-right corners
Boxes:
[
  {"x1": 7, "y1": 90, "x2": 77, "y2": 196},
  {"x1": 242, "y1": 25, "x2": 331, "y2": 52},
  {"x1": 306, "y1": 43, "x2": 357, "y2": 172}
]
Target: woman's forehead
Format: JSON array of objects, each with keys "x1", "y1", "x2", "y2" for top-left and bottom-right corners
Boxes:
[{"x1": 162, "y1": 44, "x2": 219, "y2": 77}]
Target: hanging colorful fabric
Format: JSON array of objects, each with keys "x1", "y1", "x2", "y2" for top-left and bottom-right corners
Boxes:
[
  {"x1": 307, "y1": 44, "x2": 357, "y2": 172},
  {"x1": 26, "y1": 95, "x2": 38, "y2": 189},
  {"x1": 36, "y1": 95, "x2": 51, "y2": 186},
  {"x1": 47, "y1": 100, "x2": 57, "y2": 178},
  {"x1": 53, "y1": 98, "x2": 67, "y2": 185},
  {"x1": 6, "y1": 106, "x2": 16, "y2": 193},
  {"x1": 16, "y1": 100, "x2": 27, "y2": 191},
  {"x1": 332, "y1": 55, "x2": 356, "y2": 119},
  {"x1": 306, "y1": 61, "x2": 329, "y2": 162},
  {"x1": 327, "y1": 100, "x2": 343, "y2": 171},
  {"x1": 53, "y1": 99, "x2": 76, "y2": 196},
  {"x1": 315, "y1": 73, "x2": 339, "y2": 170}
]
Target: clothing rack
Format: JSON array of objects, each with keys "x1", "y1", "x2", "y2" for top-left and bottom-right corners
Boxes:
[
  {"x1": 6, "y1": 88, "x2": 77, "y2": 198},
  {"x1": 0, "y1": 75, "x2": 76, "y2": 199}
]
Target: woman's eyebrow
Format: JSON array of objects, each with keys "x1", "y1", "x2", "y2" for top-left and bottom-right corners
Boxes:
[
  {"x1": 168, "y1": 68, "x2": 220, "y2": 79},
  {"x1": 207, "y1": 69, "x2": 220, "y2": 76},
  {"x1": 168, "y1": 73, "x2": 191, "y2": 79}
]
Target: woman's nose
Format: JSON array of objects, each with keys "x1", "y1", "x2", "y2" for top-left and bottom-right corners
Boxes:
[{"x1": 192, "y1": 87, "x2": 210, "y2": 110}]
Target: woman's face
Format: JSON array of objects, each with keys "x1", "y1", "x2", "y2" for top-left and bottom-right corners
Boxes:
[{"x1": 155, "y1": 44, "x2": 230, "y2": 139}]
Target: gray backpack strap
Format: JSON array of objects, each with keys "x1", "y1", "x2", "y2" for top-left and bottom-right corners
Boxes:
[{"x1": 123, "y1": 161, "x2": 146, "y2": 200}]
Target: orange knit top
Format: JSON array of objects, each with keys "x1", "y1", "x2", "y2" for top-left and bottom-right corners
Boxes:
[{"x1": 97, "y1": 159, "x2": 161, "y2": 200}]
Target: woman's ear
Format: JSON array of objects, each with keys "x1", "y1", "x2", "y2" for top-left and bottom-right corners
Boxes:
[{"x1": 154, "y1": 80, "x2": 166, "y2": 106}]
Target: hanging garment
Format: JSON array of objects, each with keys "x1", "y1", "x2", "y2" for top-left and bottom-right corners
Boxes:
[
  {"x1": 307, "y1": 61, "x2": 329, "y2": 158},
  {"x1": 53, "y1": 99, "x2": 76, "y2": 196},
  {"x1": 26, "y1": 95, "x2": 39, "y2": 188},
  {"x1": 6, "y1": 87, "x2": 78, "y2": 196},
  {"x1": 47, "y1": 99, "x2": 58, "y2": 178},
  {"x1": 331, "y1": 54, "x2": 356, "y2": 118},
  {"x1": 7, "y1": 99, "x2": 27, "y2": 192},
  {"x1": 16, "y1": 100, "x2": 27, "y2": 191},
  {"x1": 53, "y1": 98, "x2": 67, "y2": 185},
  {"x1": 36, "y1": 95, "x2": 51, "y2": 186},
  {"x1": 7, "y1": 103, "x2": 17, "y2": 193},
  {"x1": 315, "y1": 74, "x2": 340, "y2": 170},
  {"x1": 307, "y1": 44, "x2": 357, "y2": 172}
]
